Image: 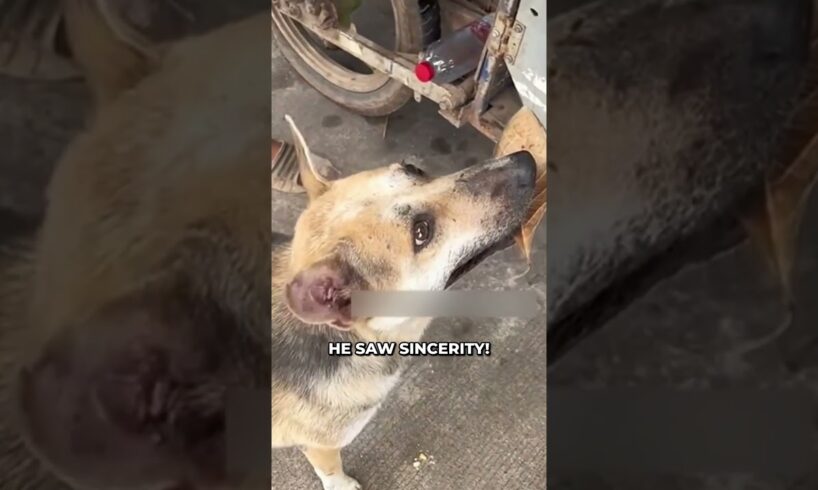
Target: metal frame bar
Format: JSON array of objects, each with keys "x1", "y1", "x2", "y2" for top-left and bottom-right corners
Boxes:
[
  {"x1": 469, "y1": 0, "x2": 520, "y2": 119},
  {"x1": 276, "y1": 7, "x2": 473, "y2": 110},
  {"x1": 274, "y1": 1, "x2": 520, "y2": 141},
  {"x1": 436, "y1": 0, "x2": 522, "y2": 141}
]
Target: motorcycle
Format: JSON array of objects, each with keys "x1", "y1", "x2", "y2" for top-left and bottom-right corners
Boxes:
[{"x1": 271, "y1": 0, "x2": 546, "y2": 143}]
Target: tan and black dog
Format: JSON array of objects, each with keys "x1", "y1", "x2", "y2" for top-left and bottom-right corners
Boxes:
[
  {"x1": 271, "y1": 118, "x2": 535, "y2": 489},
  {"x1": 0, "y1": 2, "x2": 535, "y2": 490}
]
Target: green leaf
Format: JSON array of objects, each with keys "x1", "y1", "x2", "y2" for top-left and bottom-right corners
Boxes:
[{"x1": 335, "y1": 0, "x2": 363, "y2": 28}]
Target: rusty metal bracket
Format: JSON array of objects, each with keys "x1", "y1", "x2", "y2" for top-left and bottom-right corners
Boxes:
[
  {"x1": 469, "y1": 0, "x2": 520, "y2": 120},
  {"x1": 505, "y1": 21, "x2": 526, "y2": 65}
]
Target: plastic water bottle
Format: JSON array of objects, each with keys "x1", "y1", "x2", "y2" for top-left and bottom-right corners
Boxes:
[{"x1": 414, "y1": 13, "x2": 496, "y2": 85}]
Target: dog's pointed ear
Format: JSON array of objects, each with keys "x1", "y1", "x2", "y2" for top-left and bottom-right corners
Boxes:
[
  {"x1": 16, "y1": 294, "x2": 231, "y2": 489},
  {"x1": 284, "y1": 115, "x2": 341, "y2": 200},
  {"x1": 63, "y1": 0, "x2": 157, "y2": 110}
]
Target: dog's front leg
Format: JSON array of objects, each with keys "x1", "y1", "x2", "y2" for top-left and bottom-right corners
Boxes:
[{"x1": 301, "y1": 446, "x2": 362, "y2": 490}]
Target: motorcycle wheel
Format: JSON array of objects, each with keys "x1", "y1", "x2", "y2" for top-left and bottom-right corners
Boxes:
[{"x1": 272, "y1": 0, "x2": 439, "y2": 117}]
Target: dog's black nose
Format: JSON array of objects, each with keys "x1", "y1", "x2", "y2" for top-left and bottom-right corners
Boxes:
[
  {"x1": 506, "y1": 150, "x2": 537, "y2": 187},
  {"x1": 456, "y1": 151, "x2": 537, "y2": 205}
]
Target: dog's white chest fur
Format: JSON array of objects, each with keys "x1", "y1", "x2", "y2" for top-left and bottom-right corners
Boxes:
[
  {"x1": 319, "y1": 368, "x2": 402, "y2": 446},
  {"x1": 339, "y1": 405, "x2": 380, "y2": 447}
]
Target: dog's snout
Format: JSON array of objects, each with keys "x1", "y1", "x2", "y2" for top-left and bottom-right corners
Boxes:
[{"x1": 458, "y1": 151, "x2": 536, "y2": 202}]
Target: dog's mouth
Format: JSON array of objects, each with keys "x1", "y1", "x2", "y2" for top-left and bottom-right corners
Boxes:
[{"x1": 445, "y1": 233, "x2": 516, "y2": 289}]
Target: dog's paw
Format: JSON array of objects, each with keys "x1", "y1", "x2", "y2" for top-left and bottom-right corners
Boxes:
[{"x1": 320, "y1": 473, "x2": 362, "y2": 490}]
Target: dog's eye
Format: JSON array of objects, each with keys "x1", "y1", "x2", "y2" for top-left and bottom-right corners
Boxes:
[
  {"x1": 401, "y1": 162, "x2": 426, "y2": 178},
  {"x1": 412, "y1": 216, "x2": 434, "y2": 251}
]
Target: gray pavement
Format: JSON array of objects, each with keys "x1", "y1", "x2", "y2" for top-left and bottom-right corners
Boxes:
[{"x1": 0, "y1": 76, "x2": 88, "y2": 220}]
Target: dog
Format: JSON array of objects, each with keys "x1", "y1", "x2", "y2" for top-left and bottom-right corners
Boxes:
[
  {"x1": 0, "y1": 2, "x2": 536, "y2": 490},
  {"x1": 1, "y1": 2, "x2": 270, "y2": 489},
  {"x1": 271, "y1": 118, "x2": 535, "y2": 489}
]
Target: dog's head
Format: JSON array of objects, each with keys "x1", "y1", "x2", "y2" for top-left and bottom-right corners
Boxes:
[{"x1": 282, "y1": 117, "x2": 536, "y2": 333}]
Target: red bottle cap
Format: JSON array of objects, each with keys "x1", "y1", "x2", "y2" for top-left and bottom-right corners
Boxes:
[{"x1": 415, "y1": 61, "x2": 435, "y2": 83}]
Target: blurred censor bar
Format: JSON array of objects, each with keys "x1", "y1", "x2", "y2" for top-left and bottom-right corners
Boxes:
[{"x1": 351, "y1": 290, "x2": 540, "y2": 318}]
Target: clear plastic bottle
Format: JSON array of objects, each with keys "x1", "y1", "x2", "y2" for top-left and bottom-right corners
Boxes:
[{"x1": 415, "y1": 13, "x2": 496, "y2": 85}]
